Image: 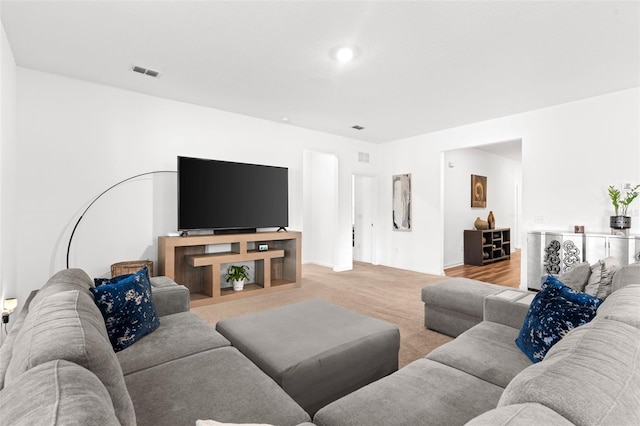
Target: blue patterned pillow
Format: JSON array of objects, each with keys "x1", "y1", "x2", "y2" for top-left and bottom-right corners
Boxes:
[
  {"x1": 90, "y1": 267, "x2": 160, "y2": 352},
  {"x1": 94, "y1": 271, "x2": 135, "y2": 287},
  {"x1": 515, "y1": 275, "x2": 602, "y2": 363}
]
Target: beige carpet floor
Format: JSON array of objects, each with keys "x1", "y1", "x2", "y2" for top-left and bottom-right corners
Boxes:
[{"x1": 192, "y1": 262, "x2": 453, "y2": 368}]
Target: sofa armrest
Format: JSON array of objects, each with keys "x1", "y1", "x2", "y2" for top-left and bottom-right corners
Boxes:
[
  {"x1": 149, "y1": 276, "x2": 190, "y2": 316},
  {"x1": 483, "y1": 290, "x2": 534, "y2": 329}
]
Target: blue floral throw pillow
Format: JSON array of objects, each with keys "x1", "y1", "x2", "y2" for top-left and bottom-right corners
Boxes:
[
  {"x1": 515, "y1": 274, "x2": 602, "y2": 363},
  {"x1": 90, "y1": 267, "x2": 160, "y2": 352}
]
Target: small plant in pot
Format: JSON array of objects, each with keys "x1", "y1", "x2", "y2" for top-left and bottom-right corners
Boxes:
[
  {"x1": 224, "y1": 265, "x2": 250, "y2": 291},
  {"x1": 608, "y1": 184, "x2": 640, "y2": 230}
]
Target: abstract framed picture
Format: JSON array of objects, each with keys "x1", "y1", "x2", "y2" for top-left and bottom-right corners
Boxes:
[
  {"x1": 392, "y1": 173, "x2": 411, "y2": 231},
  {"x1": 471, "y1": 174, "x2": 487, "y2": 208}
]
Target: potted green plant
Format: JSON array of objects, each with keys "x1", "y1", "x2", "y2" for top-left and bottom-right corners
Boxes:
[
  {"x1": 224, "y1": 265, "x2": 250, "y2": 291},
  {"x1": 608, "y1": 184, "x2": 640, "y2": 230}
]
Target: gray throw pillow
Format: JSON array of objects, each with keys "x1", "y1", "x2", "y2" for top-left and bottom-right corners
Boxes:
[
  {"x1": 558, "y1": 261, "x2": 592, "y2": 292},
  {"x1": 584, "y1": 257, "x2": 620, "y2": 300}
]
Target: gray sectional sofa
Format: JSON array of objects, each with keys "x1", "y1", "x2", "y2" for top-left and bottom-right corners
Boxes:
[
  {"x1": 2, "y1": 264, "x2": 639, "y2": 425},
  {"x1": 314, "y1": 263, "x2": 640, "y2": 425},
  {"x1": 0, "y1": 269, "x2": 312, "y2": 426}
]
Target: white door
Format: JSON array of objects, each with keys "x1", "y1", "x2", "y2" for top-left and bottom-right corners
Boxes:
[{"x1": 353, "y1": 175, "x2": 374, "y2": 263}]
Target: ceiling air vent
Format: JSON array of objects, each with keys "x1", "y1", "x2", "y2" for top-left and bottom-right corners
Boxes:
[
  {"x1": 358, "y1": 152, "x2": 370, "y2": 163},
  {"x1": 132, "y1": 65, "x2": 160, "y2": 78}
]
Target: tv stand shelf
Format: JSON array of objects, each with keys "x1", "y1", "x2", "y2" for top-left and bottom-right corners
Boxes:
[
  {"x1": 186, "y1": 249, "x2": 285, "y2": 267},
  {"x1": 158, "y1": 231, "x2": 301, "y2": 307}
]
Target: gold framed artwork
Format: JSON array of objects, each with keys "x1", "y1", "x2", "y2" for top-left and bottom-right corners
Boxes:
[{"x1": 471, "y1": 174, "x2": 487, "y2": 208}]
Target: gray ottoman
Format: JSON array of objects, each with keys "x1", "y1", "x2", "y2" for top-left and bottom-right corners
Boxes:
[
  {"x1": 422, "y1": 278, "x2": 505, "y2": 337},
  {"x1": 215, "y1": 299, "x2": 400, "y2": 415}
]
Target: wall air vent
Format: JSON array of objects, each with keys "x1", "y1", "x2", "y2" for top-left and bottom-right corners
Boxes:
[
  {"x1": 352, "y1": 125, "x2": 365, "y2": 130},
  {"x1": 132, "y1": 65, "x2": 160, "y2": 78},
  {"x1": 358, "y1": 152, "x2": 370, "y2": 163}
]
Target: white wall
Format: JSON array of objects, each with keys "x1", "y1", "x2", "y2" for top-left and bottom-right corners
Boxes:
[
  {"x1": 377, "y1": 88, "x2": 640, "y2": 289},
  {"x1": 14, "y1": 68, "x2": 378, "y2": 305},
  {"x1": 303, "y1": 150, "x2": 338, "y2": 268},
  {"x1": 6, "y1": 65, "x2": 639, "y2": 302},
  {"x1": 443, "y1": 148, "x2": 520, "y2": 267},
  {"x1": 0, "y1": 21, "x2": 19, "y2": 333}
]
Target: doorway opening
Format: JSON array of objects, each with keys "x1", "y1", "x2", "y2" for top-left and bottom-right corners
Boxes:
[{"x1": 442, "y1": 139, "x2": 522, "y2": 269}]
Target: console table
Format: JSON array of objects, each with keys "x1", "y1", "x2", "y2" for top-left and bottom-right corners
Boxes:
[
  {"x1": 526, "y1": 231, "x2": 640, "y2": 290},
  {"x1": 158, "y1": 231, "x2": 301, "y2": 307}
]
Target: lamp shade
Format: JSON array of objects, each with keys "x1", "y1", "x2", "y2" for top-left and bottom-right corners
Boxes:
[{"x1": 3, "y1": 298, "x2": 17, "y2": 313}]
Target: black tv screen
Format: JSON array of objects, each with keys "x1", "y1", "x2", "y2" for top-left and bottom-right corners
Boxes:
[{"x1": 178, "y1": 156, "x2": 289, "y2": 232}]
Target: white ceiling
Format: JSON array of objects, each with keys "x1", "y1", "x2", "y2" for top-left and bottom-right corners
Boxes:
[{"x1": 1, "y1": 1, "x2": 638, "y2": 144}]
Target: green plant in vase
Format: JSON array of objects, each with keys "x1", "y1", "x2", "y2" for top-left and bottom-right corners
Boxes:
[
  {"x1": 224, "y1": 265, "x2": 250, "y2": 291},
  {"x1": 608, "y1": 184, "x2": 640, "y2": 230}
]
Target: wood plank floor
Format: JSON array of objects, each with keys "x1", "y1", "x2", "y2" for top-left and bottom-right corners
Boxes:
[{"x1": 444, "y1": 249, "x2": 521, "y2": 288}]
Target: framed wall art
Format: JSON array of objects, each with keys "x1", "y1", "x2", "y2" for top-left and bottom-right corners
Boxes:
[
  {"x1": 392, "y1": 173, "x2": 411, "y2": 231},
  {"x1": 471, "y1": 174, "x2": 487, "y2": 208}
]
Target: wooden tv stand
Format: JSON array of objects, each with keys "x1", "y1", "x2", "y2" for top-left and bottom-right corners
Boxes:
[{"x1": 158, "y1": 231, "x2": 301, "y2": 307}]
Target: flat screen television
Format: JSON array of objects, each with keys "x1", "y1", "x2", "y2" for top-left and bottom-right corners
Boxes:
[{"x1": 178, "y1": 156, "x2": 289, "y2": 233}]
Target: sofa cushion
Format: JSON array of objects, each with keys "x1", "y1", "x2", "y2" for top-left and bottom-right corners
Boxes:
[
  {"x1": 422, "y1": 278, "x2": 504, "y2": 336},
  {"x1": 30, "y1": 268, "x2": 94, "y2": 306},
  {"x1": 117, "y1": 311, "x2": 231, "y2": 375},
  {"x1": 500, "y1": 319, "x2": 640, "y2": 425},
  {"x1": 124, "y1": 346, "x2": 311, "y2": 426},
  {"x1": 584, "y1": 256, "x2": 620, "y2": 299},
  {"x1": 465, "y1": 403, "x2": 574, "y2": 426},
  {"x1": 556, "y1": 261, "x2": 592, "y2": 292},
  {"x1": 483, "y1": 291, "x2": 533, "y2": 330},
  {"x1": 612, "y1": 262, "x2": 640, "y2": 292},
  {"x1": 91, "y1": 266, "x2": 160, "y2": 352},
  {"x1": 421, "y1": 278, "x2": 503, "y2": 318},
  {"x1": 596, "y1": 283, "x2": 640, "y2": 329},
  {"x1": 515, "y1": 275, "x2": 602, "y2": 363},
  {"x1": 0, "y1": 359, "x2": 120, "y2": 426},
  {"x1": 5, "y1": 290, "x2": 135, "y2": 426},
  {"x1": 0, "y1": 291, "x2": 36, "y2": 390},
  {"x1": 149, "y1": 276, "x2": 191, "y2": 317},
  {"x1": 150, "y1": 275, "x2": 181, "y2": 288},
  {"x1": 2, "y1": 269, "x2": 93, "y2": 390},
  {"x1": 196, "y1": 422, "x2": 273, "y2": 426},
  {"x1": 313, "y1": 358, "x2": 504, "y2": 426},
  {"x1": 426, "y1": 321, "x2": 531, "y2": 388}
]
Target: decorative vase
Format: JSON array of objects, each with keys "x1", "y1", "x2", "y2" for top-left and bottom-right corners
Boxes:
[
  {"x1": 487, "y1": 211, "x2": 495, "y2": 230},
  {"x1": 474, "y1": 217, "x2": 489, "y2": 230},
  {"x1": 610, "y1": 216, "x2": 631, "y2": 229},
  {"x1": 610, "y1": 216, "x2": 631, "y2": 235},
  {"x1": 232, "y1": 278, "x2": 246, "y2": 291}
]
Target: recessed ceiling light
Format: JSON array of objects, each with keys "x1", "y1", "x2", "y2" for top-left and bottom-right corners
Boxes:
[{"x1": 335, "y1": 47, "x2": 354, "y2": 63}]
